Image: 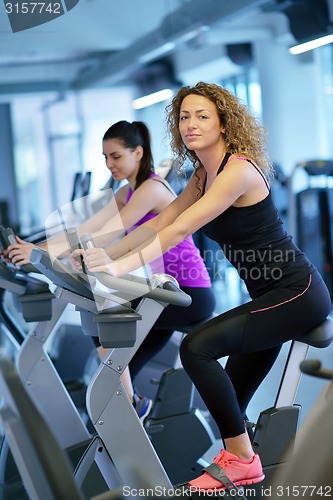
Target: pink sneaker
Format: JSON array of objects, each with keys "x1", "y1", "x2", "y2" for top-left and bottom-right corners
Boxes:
[{"x1": 188, "y1": 449, "x2": 265, "y2": 493}]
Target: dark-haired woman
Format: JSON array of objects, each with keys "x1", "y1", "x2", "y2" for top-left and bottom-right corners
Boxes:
[{"x1": 7, "y1": 120, "x2": 215, "y2": 420}]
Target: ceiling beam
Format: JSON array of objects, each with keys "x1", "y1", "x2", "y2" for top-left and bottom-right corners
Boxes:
[
  {"x1": 70, "y1": 0, "x2": 270, "y2": 90},
  {"x1": 0, "y1": 82, "x2": 66, "y2": 95}
]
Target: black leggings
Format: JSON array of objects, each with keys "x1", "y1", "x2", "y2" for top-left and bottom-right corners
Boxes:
[
  {"x1": 180, "y1": 271, "x2": 331, "y2": 440},
  {"x1": 129, "y1": 286, "x2": 216, "y2": 379}
]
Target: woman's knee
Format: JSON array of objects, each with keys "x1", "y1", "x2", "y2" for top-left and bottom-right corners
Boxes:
[
  {"x1": 180, "y1": 333, "x2": 196, "y2": 368},
  {"x1": 179, "y1": 331, "x2": 209, "y2": 370}
]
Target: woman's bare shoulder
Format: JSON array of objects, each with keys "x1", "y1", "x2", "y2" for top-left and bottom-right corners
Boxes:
[{"x1": 114, "y1": 184, "x2": 130, "y2": 208}]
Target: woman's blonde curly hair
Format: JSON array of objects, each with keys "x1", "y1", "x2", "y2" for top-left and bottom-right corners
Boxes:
[{"x1": 165, "y1": 82, "x2": 274, "y2": 194}]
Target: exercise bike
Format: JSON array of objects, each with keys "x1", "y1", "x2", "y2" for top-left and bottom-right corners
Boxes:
[
  {"x1": 269, "y1": 359, "x2": 333, "y2": 493},
  {"x1": 0, "y1": 244, "x2": 196, "y2": 498},
  {"x1": 246, "y1": 317, "x2": 333, "y2": 497},
  {"x1": 0, "y1": 225, "x2": 97, "y2": 422}
]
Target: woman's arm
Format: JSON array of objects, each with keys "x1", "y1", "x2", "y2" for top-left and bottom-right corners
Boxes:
[
  {"x1": 86, "y1": 177, "x2": 179, "y2": 249},
  {"x1": 7, "y1": 172, "x2": 193, "y2": 265},
  {"x1": 6, "y1": 191, "x2": 121, "y2": 264},
  {"x1": 105, "y1": 172, "x2": 200, "y2": 260},
  {"x1": 6, "y1": 198, "x2": 117, "y2": 265},
  {"x1": 79, "y1": 160, "x2": 263, "y2": 276}
]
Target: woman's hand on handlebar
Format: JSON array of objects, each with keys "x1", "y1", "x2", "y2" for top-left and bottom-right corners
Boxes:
[
  {"x1": 72, "y1": 247, "x2": 118, "y2": 275},
  {"x1": 7, "y1": 237, "x2": 35, "y2": 266}
]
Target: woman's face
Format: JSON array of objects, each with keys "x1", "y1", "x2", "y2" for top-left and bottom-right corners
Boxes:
[
  {"x1": 179, "y1": 94, "x2": 224, "y2": 152},
  {"x1": 102, "y1": 139, "x2": 141, "y2": 182}
]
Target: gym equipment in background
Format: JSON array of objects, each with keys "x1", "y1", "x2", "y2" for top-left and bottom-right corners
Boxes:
[
  {"x1": 288, "y1": 160, "x2": 333, "y2": 297},
  {"x1": 0, "y1": 244, "x2": 193, "y2": 497},
  {"x1": 249, "y1": 317, "x2": 333, "y2": 496},
  {"x1": 269, "y1": 359, "x2": 333, "y2": 493}
]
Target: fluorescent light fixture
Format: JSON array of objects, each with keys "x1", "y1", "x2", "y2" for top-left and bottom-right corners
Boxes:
[
  {"x1": 289, "y1": 33, "x2": 333, "y2": 54},
  {"x1": 132, "y1": 89, "x2": 174, "y2": 110},
  {"x1": 139, "y1": 43, "x2": 176, "y2": 64}
]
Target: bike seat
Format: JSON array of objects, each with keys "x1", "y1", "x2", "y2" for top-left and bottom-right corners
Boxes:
[{"x1": 295, "y1": 316, "x2": 333, "y2": 348}]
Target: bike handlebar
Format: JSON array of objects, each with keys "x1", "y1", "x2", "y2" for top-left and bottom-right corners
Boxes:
[
  {"x1": 300, "y1": 359, "x2": 333, "y2": 380},
  {"x1": 30, "y1": 248, "x2": 192, "y2": 308}
]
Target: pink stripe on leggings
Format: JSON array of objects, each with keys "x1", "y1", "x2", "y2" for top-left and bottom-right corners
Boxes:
[{"x1": 250, "y1": 275, "x2": 312, "y2": 314}]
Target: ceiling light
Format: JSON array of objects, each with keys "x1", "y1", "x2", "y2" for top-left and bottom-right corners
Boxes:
[
  {"x1": 289, "y1": 33, "x2": 333, "y2": 54},
  {"x1": 132, "y1": 89, "x2": 174, "y2": 110},
  {"x1": 138, "y1": 43, "x2": 176, "y2": 64}
]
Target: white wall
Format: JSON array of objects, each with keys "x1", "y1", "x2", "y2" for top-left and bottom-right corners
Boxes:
[
  {"x1": 135, "y1": 99, "x2": 172, "y2": 168},
  {"x1": 255, "y1": 39, "x2": 330, "y2": 174}
]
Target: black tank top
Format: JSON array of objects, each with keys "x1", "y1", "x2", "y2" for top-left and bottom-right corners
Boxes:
[{"x1": 202, "y1": 153, "x2": 314, "y2": 298}]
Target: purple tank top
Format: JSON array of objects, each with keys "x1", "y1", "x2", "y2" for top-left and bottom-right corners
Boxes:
[{"x1": 125, "y1": 174, "x2": 211, "y2": 288}]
